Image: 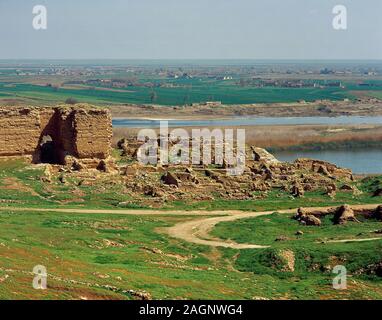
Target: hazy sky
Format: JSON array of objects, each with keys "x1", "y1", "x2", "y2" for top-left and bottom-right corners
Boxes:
[{"x1": 0, "y1": 0, "x2": 381, "y2": 60}]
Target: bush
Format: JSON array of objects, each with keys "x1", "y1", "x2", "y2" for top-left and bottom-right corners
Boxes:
[{"x1": 65, "y1": 97, "x2": 78, "y2": 105}]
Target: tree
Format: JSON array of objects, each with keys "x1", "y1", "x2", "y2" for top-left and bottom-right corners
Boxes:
[
  {"x1": 150, "y1": 91, "x2": 157, "y2": 103},
  {"x1": 65, "y1": 97, "x2": 78, "y2": 105}
]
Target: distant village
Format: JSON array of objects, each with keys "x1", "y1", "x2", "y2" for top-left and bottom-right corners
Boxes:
[{"x1": 1, "y1": 62, "x2": 381, "y2": 92}]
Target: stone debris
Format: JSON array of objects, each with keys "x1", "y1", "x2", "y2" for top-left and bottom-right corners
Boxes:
[
  {"x1": 252, "y1": 147, "x2": 280, "y2": 164},
  {"x1": 161, "y1": 172, "x2": 179, "y2": 187},
  {"x1": 106, "y1": 137, "x2": 361, "y2": 204},
  {"x1": 374, "y1": 205, "x2": 382, "y2": 221},
  {"x1": 294, "y1": 208, "x2": 322, "y2": 226},
  {"x1": 4, "y1": 126, "x2": 363, "y2": 206},
  {"x1": 278, "y1": 249, "x2": 295, "y2": 272},
  {"x1": 333, "y1": 204, "x2": 360, "y2": 225}
]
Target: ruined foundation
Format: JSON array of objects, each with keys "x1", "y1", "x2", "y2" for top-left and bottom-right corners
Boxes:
[{"x1": 0, "y1": 105, "x2": 112, "y2": 166}]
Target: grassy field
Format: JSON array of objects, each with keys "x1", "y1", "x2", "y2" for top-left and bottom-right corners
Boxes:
[
  {"x1": 212, "y1": 213, "x2": 382, "y2": 299},
  {"x1": 0, "y1": 158, "x2": 382, "y2": 299},
  {"x1": 1, "y1": 209, "x2": 382, "y2": 300},
  {"x1": 0, "y1": 80, "x2": 368, "y2": 106}
]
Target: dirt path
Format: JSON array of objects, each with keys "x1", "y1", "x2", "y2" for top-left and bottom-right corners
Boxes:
[
  {"x1": 0, "y1": 206, "x2": 238, "y2": 216},
  {"x1": 325, "y1": 237, "x2": 382, "y2": 243},
  {"x1": 0, "y1": 204, "x2": 380, "y2": 249},
  {"x1": 165, "y1": 204, "x2": 382, "y2": 249}
]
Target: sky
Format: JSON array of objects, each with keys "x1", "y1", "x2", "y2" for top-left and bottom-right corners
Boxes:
[{"x1": 0, "y1": 0, "x2": 381, "y2": 60}]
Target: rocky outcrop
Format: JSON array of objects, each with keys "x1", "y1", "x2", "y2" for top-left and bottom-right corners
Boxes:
[
  {"x1": 161, "y1": 172, "x2": 179, "y2": 187},
  {"x1": 116, "y1": 136, "x2": 359, "y2": 204},
  {"x1": 278, "y1": 249, "x2": 295, "y2": 272},
  {"x1": 291, "y1": 183, "x2": 305, "y2": 198},
  {"x1": 252, "y1": 147, "x2": 280, "y2": 164},
  {"x1": 333, "y1": 204, "x2": 360, "y2": 224},
  {"x1": 294, "y1": 158, "x2": 353, "y2": 180},
  {"x1": 374, "y1": 206, "x2": 382, "y2": 220},
  {"x1": 325, "y1": 183, "x2": 337, "y2": 198},
  {"x1": 294, "y1": 208, "x2": 322, "y2": 226}
]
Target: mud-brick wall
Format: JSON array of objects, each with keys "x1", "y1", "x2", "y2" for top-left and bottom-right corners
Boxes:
[
  {"x1": 73, "y1": 109, "x2": 112, "y2": 159},
  {"x1": 0, "y1": 105, "x2": 112, "y2": 161},
  {"x1": 0, "y1": 108, "x2": 41, "y2": 156}
]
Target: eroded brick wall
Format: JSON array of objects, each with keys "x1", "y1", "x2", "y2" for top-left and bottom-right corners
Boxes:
[
  {"x1": 0, "y1": 108, "x2": 41, "y2": 157},
  {"x1": 0, "y1": 105, "x2": 112, "y2": 162},
  {"x1": 73, "y1": 109, "x2": 112, "y2": 159}
]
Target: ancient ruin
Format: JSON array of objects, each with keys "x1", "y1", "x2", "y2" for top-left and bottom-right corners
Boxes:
[
  {"x1": 0, "y1": 104, "x2": 361, "y2": 207},
  {"x1": 0, "y1": 105, "x2": 112, "y2": 166}
]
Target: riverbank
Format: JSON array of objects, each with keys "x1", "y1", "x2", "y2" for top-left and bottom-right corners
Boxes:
[
  {"x1": 110, "y1": 99, "x2": 382, "y2": 119},
  {"x1": 113, "y1": 123, "x2": 382, "y2": 174},
  {"x1": 113, "y1": 123, "x2": 382, "y2": 149}
]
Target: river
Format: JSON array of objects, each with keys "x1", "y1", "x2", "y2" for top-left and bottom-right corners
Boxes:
[
  {"x1": 112, "y1": 116, "x2": 382, "y2": 174},
  {"x1": 112, "y1": 116, "x2": 382, "y2": 128},
  {"x1": 273, "y1": 149, "x2": 382, "y2": 175}
]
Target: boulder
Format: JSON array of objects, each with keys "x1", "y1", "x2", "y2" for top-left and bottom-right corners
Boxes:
[
  {"x1": 252, "y1": 147, "x2": 280, "y2": 164},
  {"x1": 294, "y1": 208, "x2": 321, "y2": 226},
  {"x1": 304, "y1": 215, "x2": 322, "y2": 226},
  {"x1": 58, "y1": 175, "x2": 66, "y2": 184},
  {"x1": 340, "y1": 184, "x2": 362, "y2": 195},
  {"x1": 333, "y1": 204, "x2": 360, "y2": 224},
  {"x1": 97, "y1": 160, "x2": 108, "y2": 172},
  {"x1": 278, "y1": 249, "x2": 295, "y2": 272},
  {"x1": 318, "y1": 165, "x2": 330, "y2": 176},
  {"x1": 340, "y1": 184, "x2": 354, "y2": 191},
  {"x1": 161, "y1": 172, "x2": 179, "y2": 187},
  {"x1": 303, "y1": 184, "x2": 314, "y2": 191},
  {"x1": 275, "y1": 235, "x2": 290, "y2": 242},
  {"x1": 374, "y1": 205, "x2": 382, "y2": 220},
  {"x1": 41, "y1": 164, "x2": 53, "y2": 183},
  {"x1": 291, "y1": 183, "x2": 305, "y2": 198},
  {"x1": 72, "y1": 160, "x2": 85, "y2": 171},
  {"x1": 144, "y1": 185, "x2": 165, "y2": 198},
  {"x1": 325, "y1": 184, "x2": 337, "y2": 198}
]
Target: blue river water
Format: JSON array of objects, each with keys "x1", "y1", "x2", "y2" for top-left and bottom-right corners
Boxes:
[
  {"x1": 112, "y1": 116, "x2": 382, "y2": 174},
  {"x1": 274, "y1": 149, "x2": 382, "y2": 175},
  {"x1": 113, "y1": 116, "x2": 382, "y2": 128}
]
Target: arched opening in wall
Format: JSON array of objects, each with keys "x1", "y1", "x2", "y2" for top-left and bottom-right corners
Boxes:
[{"x1": 39, "y1": 135, "x2": 61, "y2": 164}]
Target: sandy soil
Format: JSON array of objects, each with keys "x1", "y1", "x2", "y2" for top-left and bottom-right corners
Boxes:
[
  {"x1": 113, "y1": 123, "x2": 382, "y2": 150},
  {"x1": 110, "y1": 100, "x2": 382, "y2": 120}
]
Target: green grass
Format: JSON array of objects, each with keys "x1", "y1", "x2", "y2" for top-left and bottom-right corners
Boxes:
[
  {"x1": 212, "y1": 212, "x2": 382, "y2": 246},
  {"x1": 0, "y1": 158, "x2": 382, "y2": 299},
  {"x1": 212, "y1": 212, "x2": 382, "y2": 299},
  {"x1": 1, "y1": 209, "x2": 382, "y2": 300},
  {"x1": 0, "y1": 80, "x2": 358, "y2": 106}
]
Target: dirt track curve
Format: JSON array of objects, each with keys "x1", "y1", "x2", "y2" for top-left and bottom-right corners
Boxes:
[
  {"x1": 165, "y1": 204, "x2": 382, "y2": 249},
  {"x1": 0, "y1": 204, "x2": 380, "y2": 249}
]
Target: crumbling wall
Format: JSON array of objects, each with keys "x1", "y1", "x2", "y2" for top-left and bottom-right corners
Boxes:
[
  {"x1": 0, "y1": 105, "x2": 112, "y2": 163},
  {"x1": 0, "y1": 108, "x2": 41, "y2": 157},
  {"x1": 73, "y1": 109, "x2": 112, "y2": 159}
]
